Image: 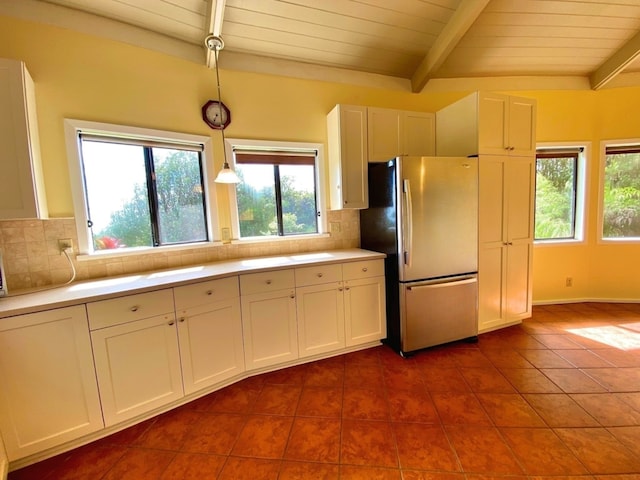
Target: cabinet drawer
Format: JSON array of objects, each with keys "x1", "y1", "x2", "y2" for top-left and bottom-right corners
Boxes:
[
  {"x1": 87, "y1": 289, "x2": 174, "y2": 330},
  {"x1": 295, "y1": 264, "x2": 342, "y2": 287},
  {"x1": 240, "y1": 269, "x2": 295, "y2": 295},
  {"x1": 174, "y1": 276, "x2": 239, "y2": 310},
  {"x1": 343, "y1": 260, "x2": 384, "y2": 280}
]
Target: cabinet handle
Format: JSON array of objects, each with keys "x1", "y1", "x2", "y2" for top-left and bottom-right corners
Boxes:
[
  {"x1": 179, "y1": 317, "x2": 186, "y2": 323},
  {"x1": 345, "y1": 287, "x2": 350, "y2": 291},
  {"x1": 168, "y1": 321, "x2": 175, "y2": 326},
  {"x1": 362, "y1": 267, "x2": 368, "y2": 272},
  {"x1": 290, "y1": 294, "x2": 295, "y2": 299},
  {"x1": 266, "y1": 280, "x2": 272, "y2": 285},
  {"x1": 338, "y1": 287, "x2": 343, "y2": 291},
  {"x1": 206, "y1": 290, "x2": 213, "y2": 296},
  {"x1": 130, "y1": 306, "x2": 139, "y2": 313},
  {"x1": 317, "y1": 273, "x2": 323, "y2": 278}
]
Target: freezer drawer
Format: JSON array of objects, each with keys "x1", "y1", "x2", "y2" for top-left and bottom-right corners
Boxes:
[{"x1": 400, "y1": 275, "x2": 478, "y2": 354}]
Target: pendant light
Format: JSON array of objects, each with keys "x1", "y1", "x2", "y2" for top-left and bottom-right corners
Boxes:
[{"x1": 204, "y1": 34, "x2": 240, "y2": 184}]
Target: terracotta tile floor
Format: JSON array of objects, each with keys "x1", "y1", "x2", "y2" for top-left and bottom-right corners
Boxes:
[{"x1": 8, "y1": 302, "x2": 640, "y2": 479}]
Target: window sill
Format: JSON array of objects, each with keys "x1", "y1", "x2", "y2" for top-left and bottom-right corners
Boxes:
[
  {"x1": 76, "y1": 241, "x2": 224, "y2": 262},
  {"x1": 230, "y1": 233, "x2": 331, "y2": 245},
  {"x1": 534, "y1": 239, "x2": 586, "y2": 247}
]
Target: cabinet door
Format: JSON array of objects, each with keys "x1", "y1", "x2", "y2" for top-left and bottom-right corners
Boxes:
[
  {"x1": 296, "y1": 282, "x2": 345, "y2": 357},
  {"x1": 504, "y1": 156, "x2": 534, "y2": 321},
  {"x1": 0, "y1": 59, "x2": 47, "y2": 219},
  {"x1": 344, "y1": 276, "x2": 386, "y2": 346},
  {"x1": 368, "y1": 107, "x2": 401, "y2": 162},
  {"x1": 508, "y1": 97, "x2": 537, "y2": 156},
  {"x1": 177, "y1": 298, "x2": 245, "y2": 394},
  {"x1": 403, "y1": 111, "x2": 435, "y2": 156},
  {"x1": 478, "y1": 244, "x2": 507, "y2": 333},
  {"x1": 0, "y1": 306, "x2": 103, "y2": 460},
  {"x1": 478, "y1": 155, "x2": 507, "y2": 246},
  {"x1": 241, "y1": 289, "x2": 298, "y2": 370},
  {"x1": 478, "y1": 92, "x2": 510, "y2": 155},
  {"x1": 91, "y1": 314, "x2": 183, "y2": 426},
  {"x1": 327, "y1": 104, "x2": 368, "y2": 209}
]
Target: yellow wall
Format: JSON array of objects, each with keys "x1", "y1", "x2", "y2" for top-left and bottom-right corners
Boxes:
[{"x1": 1, "y1": 15, "x2": 639, "y2": 303}]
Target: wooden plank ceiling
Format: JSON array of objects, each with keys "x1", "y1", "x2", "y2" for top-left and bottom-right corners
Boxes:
[{"x1": 12, "y1": 0, "x2": 640, "y2": 91}]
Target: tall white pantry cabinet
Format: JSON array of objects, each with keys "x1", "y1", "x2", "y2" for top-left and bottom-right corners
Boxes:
[{"x1": 436, "y1": 92, "x2": 537, "y2": 333}]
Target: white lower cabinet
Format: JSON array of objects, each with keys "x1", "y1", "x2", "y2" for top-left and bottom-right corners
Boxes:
[
  {"x1": 240, "y1": 270, "x2": 298, "y2": 370},
  {"x1": 90, "y1": 312, "x2": 183, "y2": 426},
  {"x1": 174, "y1": 277, "x2": 244, "y2": 394},
  {"x1": 295, "y1": 264, "x2": 345, "y2": 358},
  {"x1": 0, "y1": 306, "x2": 103, "y2": 461},
  {"x1": 0, "y1": 254, "x2": 387, "y2": 465},
  {"x1": 344, "y1": 275, "x2": 386, "y2": 346},
  {"x1": 295, "y1": 260, "x2": 386, "y2": 356}
]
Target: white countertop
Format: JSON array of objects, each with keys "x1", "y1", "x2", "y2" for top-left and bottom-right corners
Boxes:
[{"x1": 0, "y1": 249, "x2": 385, "y2": 319}]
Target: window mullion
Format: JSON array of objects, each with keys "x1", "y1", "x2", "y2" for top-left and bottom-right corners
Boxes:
[
  {"x1": 274, "y1": 165, "x2": 284, "y2": 236},
  {"x1": 144, "y1": 147, "x2": 161, "y2": 246}
]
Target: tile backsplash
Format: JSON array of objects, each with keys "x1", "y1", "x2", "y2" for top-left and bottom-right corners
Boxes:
[{"x1": 0, "y1": 210, "x2": 360, "y2": 292}]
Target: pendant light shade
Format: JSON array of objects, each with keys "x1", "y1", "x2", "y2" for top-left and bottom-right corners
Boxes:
[
  {"x1": 214, "y1": 162, "x2": 240, "y2": 183},
  {"x1": 205, "y1": 34, "x2": 240, "y2": 184}
]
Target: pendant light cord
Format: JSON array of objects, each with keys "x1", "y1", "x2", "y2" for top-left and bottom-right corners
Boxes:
[{"x1": 213, "y1": 45, "x2": 229, "y2": 168}]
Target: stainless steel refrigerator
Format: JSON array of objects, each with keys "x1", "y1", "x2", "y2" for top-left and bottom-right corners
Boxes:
[{"x1": 360, "y1": 156, "x2": 479, "y2": 356}]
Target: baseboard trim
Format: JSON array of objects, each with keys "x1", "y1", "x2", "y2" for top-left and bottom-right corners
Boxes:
[{"x1": 533, "y1": 298, "x2": 639, "y2": 306}]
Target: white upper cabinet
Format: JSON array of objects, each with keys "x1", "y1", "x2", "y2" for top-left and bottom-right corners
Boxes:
[
  {"x1": 403, "y1": 110, "x2": 436, "y2": 157},
  {"x1": 368, "y1": 107, "x2": 401, "y2": 162},
  {"x1": 327, "y1": 104, "x2": 369, "y2": 209},
  {"x1": 328, "y1": 104, "x2": 435, "y2": 209},
  {"x1": 368, "y1": 108, "x2": 436, "y2": 161},
  {"x1": 0, "y1": 59, "x2": 47, "y2": 219},
  {"x1": 436, "y1": 92, "x2": 536, "y2": 157}
]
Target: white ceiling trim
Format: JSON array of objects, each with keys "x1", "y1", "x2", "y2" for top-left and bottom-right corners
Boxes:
[
  {"x1": 590, "y1": 29, "x2": 640, "y2": 90},
  {"x1": 411, "y1": 0, "x2": 491, "y2": 93}
]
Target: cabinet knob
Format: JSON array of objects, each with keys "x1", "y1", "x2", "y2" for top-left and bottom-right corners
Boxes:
[
  {"x1": 179, "y1": 317, "x2": 186, "y2": 323},
  {"x1": 266, "y1": 280, "x2": 272, "y2": 285},
  {"x1": 338, "y1": 287, "x2": 343, "y2": 291},
  {"x1": 362, "y1": 267, "x2": 368, "y2": 272},
  {"x1": 317, "y1": 273, "x2": 323, "y2": 278},
  {"x1": 345, "y1": 287, "x2": 350, "y2": 291},
  {"x1": 206, "y1": 290, "x2": 213, "y2": 296},
  {"x1": 130, "y1": 306, "x2": 139, "y2": 313},
  {"x1": 168, "y1": 321, "x2": 175, "y2": 326},
  {"x1": 290, "y1": 294, "x2": 295, "y2": 299}
]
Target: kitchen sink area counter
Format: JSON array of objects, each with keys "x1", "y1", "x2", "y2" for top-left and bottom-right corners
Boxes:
[{"x1": 0, "y1": 249, "x2": 384, "y2": 319}]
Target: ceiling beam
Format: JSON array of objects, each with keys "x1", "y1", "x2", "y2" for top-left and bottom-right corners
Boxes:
[
  {"x1": 205, "y1": 0, "x2": 226, "y2": 68},
  {"x1": 590, "y1": 29, "x2": 640, "y2": 90},
  {"x1": 410, "y1": 0, "x2": 490, "y2": 93}
]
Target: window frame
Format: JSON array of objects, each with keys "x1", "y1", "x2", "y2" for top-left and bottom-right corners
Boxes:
[
  {"x1": 534, "y1": 141, "x2": 589, "y2": 246},
  {"x1": 598, "y1": 139, "x2": 640, "y2": 244},
  {"x1": 64, "y1": 119, "x2": 221, "y2": 257},
  {"x1": 224, "y1": 138, "x2": 328, "y2": 243}
]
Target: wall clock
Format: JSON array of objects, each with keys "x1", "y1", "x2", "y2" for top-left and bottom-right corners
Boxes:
[{"x1": 201, "y1": 100, "x2": 231, "y2": 130}]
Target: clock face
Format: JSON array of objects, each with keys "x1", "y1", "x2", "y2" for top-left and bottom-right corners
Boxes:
[{"x1": 201, "y1": 100, "x2": 231, "y2": 130}]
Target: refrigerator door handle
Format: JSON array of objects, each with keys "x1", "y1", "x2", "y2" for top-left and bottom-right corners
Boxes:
[{"x1": 403, "y1": 178, "x2": 412, "y2": 266}]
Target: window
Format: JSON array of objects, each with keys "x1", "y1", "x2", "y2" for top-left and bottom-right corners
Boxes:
[
  {"x1": 226, "y1": 139, "x2": 326, "y2": 240},
  {"x1": 65, "y1": 120, "x2": 218, "y2": 255},
  {"x1": 601, "y1": 143, "x2": 640, "y2": 240},
  {"x1": 534, "y1": 145, "x2": 587, "y2": 242}
]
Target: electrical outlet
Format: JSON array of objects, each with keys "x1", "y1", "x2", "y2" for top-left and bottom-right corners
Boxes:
[
  {"x1": 566, "y1": 277, "x2": 573, "y2": 287},
  {"x1": 58, "y1": 238, "x2": 73, "y2": 254}
]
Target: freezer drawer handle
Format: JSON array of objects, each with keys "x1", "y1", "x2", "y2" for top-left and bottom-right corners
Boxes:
[{"x1": 407, "y1": 278, "x2": 477, "y2": 291}]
